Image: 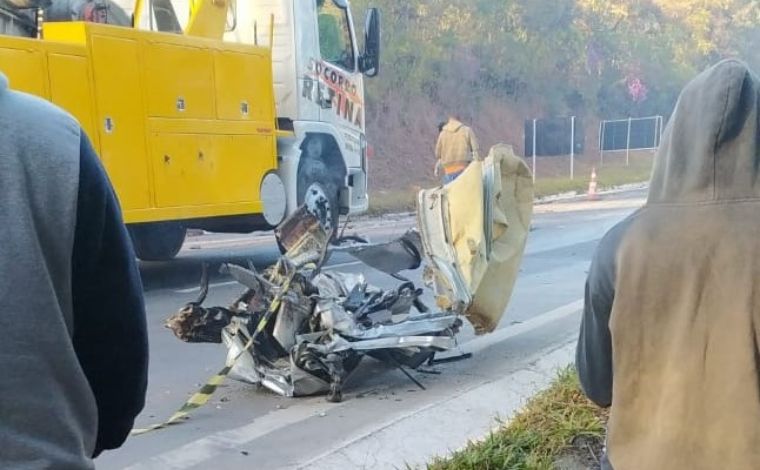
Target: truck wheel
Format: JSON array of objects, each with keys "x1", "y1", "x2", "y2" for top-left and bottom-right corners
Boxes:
[
  {"x1": 279, "y1": 178, "x2": 339, "y2": 256},
  {"x1": 295, "y1": 135, "x2": 344, "y2": 247},
  {"x1": 129, "y1": 222, "x2": 186, "y2": 261},
  {"x1": 302, "y1": 180, "x2": 339, "y2": 238}
]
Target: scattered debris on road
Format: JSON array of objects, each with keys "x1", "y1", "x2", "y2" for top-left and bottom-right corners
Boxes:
[
  {"x1": 165, "y1": 144, "x2": 534, "y2": 404},
  {"x1": 167, "y1": 207, "x2": 461, "y2": 402}
]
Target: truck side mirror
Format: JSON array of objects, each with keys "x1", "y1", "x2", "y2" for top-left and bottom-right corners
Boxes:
[
  {"x1": 359, "y1": 8, "x2": 380, "y2": 77},
  {"x1": 226, "y1": 1, "x2": 238, "y2": 33}
]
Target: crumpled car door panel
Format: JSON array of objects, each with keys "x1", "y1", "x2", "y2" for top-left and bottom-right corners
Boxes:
[{"x1": 418, "y1": 144, "x2": 534, "y2": 334}]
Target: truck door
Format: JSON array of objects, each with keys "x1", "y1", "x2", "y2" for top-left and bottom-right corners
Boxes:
[{"x1": 314, "y1": 0, "x2": 364, "y2": 137}]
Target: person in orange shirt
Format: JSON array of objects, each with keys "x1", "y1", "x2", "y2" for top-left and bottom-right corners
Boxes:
[{"x1": 435, "y1": 115, "x2": 480, "y2": 184}]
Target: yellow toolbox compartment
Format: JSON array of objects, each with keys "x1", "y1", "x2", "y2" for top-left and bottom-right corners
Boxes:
[{"x1": 0, "y1": 20, "x2": 277, "y2": 224}]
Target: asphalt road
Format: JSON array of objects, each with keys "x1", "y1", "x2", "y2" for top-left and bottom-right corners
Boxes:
[{"x1": 98, "y1": 189, "x2": 646, "y2": 470}]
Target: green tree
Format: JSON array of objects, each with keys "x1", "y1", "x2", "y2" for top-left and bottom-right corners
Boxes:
[{"x1": 349, "y1": 0, "x2": 760, "y2": 189}]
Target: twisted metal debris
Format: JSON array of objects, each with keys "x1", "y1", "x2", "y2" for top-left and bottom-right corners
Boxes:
[{"x1": 166, "y1": 144, "x2": 534, "y2": 402}]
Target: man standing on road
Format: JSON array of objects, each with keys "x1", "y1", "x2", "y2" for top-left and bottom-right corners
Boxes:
[
  {"x1": 0, "y1": 72, "x2": 148, "y2": 468},
  {"x1": 435, "y1": 114, "x2": 480, "y2": 184},
  {"x1": 576, "y1": 59, "x2": 760, "y2": 469}
]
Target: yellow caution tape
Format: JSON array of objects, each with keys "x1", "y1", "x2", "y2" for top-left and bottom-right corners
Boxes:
[{"x1": 131, "y1": 267, "x2": 295, "y2": 436}]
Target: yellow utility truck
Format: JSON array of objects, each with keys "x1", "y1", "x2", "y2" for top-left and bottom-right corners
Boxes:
[{"x1": 0, "y1": 0, "x2": 379, "y2": 260}]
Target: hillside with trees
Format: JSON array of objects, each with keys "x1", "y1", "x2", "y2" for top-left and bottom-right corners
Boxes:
[{"x1": 351, "y1": 0, "x2": 760, "y2": 192}]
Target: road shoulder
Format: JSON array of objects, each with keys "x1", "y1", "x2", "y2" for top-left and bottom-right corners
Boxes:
[{"x1": 299, "y1": 341, "x2": 576, "y2": 470}]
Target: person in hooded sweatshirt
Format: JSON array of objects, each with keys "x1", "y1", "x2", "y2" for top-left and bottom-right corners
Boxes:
[
  {"x1": 0, "y1": 71, "x2": 148, "y2": 468},
  {"x1": 435, "y1": 114, "x2": 480, "y2": 184},
  {"x1": 576, "y1": 59, "x2": 760, "y2": 469}
]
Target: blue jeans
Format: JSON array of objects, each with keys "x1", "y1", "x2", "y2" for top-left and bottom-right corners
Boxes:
[{"x1": 442, "y1": 170, "x2": 464, "y2": 185}]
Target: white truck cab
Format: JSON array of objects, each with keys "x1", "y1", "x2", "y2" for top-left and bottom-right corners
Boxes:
[{"x1": 227, "y1": 0, "x2": 379, "y2": 232}]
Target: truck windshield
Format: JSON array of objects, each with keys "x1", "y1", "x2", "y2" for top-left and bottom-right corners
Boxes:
[{"x1": 317, "y1": 0, "x2": 355, "y2": 71}]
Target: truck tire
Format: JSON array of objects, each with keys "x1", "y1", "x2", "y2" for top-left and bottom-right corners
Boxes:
[
  {"x1": 292, "y1": 135, "x2": 345, "y2": 251},
  {"x1": 301, "y1": 180, "x2": 340, "y2": 238},
  {"x1": 129, "y1": 222, "x2": 186, "y2": 262},
  {"x1": 279, "y1": 177, "x2": 339, "y2": 255}
]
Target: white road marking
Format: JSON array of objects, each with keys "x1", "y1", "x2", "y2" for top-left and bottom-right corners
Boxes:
[
  {"x1": 174, "y1": 281, "x2": 239, "y2": 294},
  {"x1": 125, "y1": 298, "x2": 584, "y2": 469},
  {"x1": 297, "y1": 342, "x2": 579, "y2": 470},
  {"x1": 458, "y1": 299, "x2": 583, "y2": 355},
  {"x1": 181, "y1": 237, "x2": 269, "y2": 251},
  {"x1": 123, "y1": 398, "x2": 347, "y2": 470}
]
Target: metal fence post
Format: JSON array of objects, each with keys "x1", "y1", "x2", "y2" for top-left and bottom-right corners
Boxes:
[
  {"x1": 626, "y1": 117, "x2": 632, "y2": 167},
  {"x1": 570, "y1": 116, "x2": 575, "y2": 180},
  {"x1": 658, "y1": 115, "x2": 664, "y2": 147},
  {"x1": 599, "y1": 120, "x2": 604, "y2": 167},
  {"x1": 532, "y1": 118, "x2": 537, "y2": 183}
]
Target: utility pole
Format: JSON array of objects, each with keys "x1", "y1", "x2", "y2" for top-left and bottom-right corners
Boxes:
[
  {"x1": 570, "y1": 116, "x2": 575, "y2": 180},
  {"x1": 626, "y1": 117, "x2": 632, "y2": 167},
  {"x1": 532, "y1": 118, "x2": 537, "y2": 183}
]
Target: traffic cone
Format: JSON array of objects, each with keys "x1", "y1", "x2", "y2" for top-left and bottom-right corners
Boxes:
[{"x1": 588, "y1": 167, "x2": 599, "y2": 201}]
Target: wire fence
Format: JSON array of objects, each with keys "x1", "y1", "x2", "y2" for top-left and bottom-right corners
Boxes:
[
  {"x1": 524, "y1": 116, "x2": 582, "y2": 182},
  {"x1": 599, "y1": 116, "x2": 663, "y2": 167},
  {"x1": 523, "y1": 115, "x2": 663, "y2": 182}
]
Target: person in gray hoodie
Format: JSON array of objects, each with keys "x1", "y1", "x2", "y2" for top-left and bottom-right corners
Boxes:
[
  {"x1": 577, "y1": 59, "x2": 760, "y2": 469},
  {"x1": 0, "y1": 71, "x2": 148, "y2": 468}
]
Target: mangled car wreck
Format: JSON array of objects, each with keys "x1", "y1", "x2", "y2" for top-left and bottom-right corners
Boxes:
[{"x1": 166, "y1": 145, "x2": 534, "y2": 402}]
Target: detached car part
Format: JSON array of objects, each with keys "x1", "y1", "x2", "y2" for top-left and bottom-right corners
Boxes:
[
  {"x1": 167, "y1": 144, "x2": 533, "y2": 400},
  {"x1": 418, "y1": 144, "x2": 533, "y2": 333}
]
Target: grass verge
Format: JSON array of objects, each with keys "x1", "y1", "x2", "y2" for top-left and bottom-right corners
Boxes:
[
  {"x1": 534, "y1": 160, "x2": 652, "y2": 199},
  {"x1": 426, "y1": 367, "x2": 608, "y2": 470},
  {"x1": 369, "y1": 158, "x2": 653, "y2": 215},
  {"x1": 367, "y1": 188, "x2": 422, "y2": 215}
]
